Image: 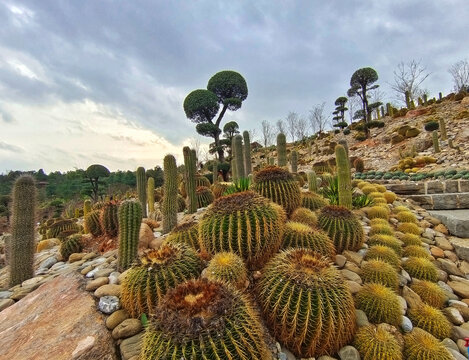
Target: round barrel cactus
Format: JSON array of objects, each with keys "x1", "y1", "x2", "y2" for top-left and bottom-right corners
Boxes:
[{"x1": 164, "y1": 221, "x2": 200, "y2": 251}]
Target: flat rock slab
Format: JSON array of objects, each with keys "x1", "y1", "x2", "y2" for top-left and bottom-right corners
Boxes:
[
  {"x1": 0, "y1": 272, "x2": 117, "y2": 360},
  {"x1": 428, "y1": 210, "x2": 469, "y2": 238}
]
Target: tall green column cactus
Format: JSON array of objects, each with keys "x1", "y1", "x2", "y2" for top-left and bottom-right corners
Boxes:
[
  {"x1": 439, "y1": 118, "x2": 447, "y2": 140},
  {"x1": 9, "y1": 175, "x2": 36, "y2": 286},
  {"x1": 405, "y1": 90, "x2": 411, "y2": 108},
  {"x1": 231, "y1": 137, "x2": 238, "y2": 181},
  {"x1": 277, "y1": 133, "x2": 287, "y2": 167},
  {"x1": 183, "y1": 146, "x2": 197, "y2": 214},
  {"x1": 136, "y1": 166, "x2": 147, "y2": 217},
  {"x1": 118, "y1": 200, "x2": 142, "y2": 271},
  {"x1": 432, "y1": 131, "x2": 440, "y2": 153},
  {"x1": 423, "y1": 93, "x2": 428, "y2": 105},
  {"x1": 291, "y1": 150, "x2": 298, "y2": 173},
  {"x1": 212, "y1": 159, "x2": 218, "y2": 185},
  {"x1": 162, "y1": 154, "x2": 178, "y2": 233},
  {"x1": 147, "y1": 177, "x2": 155, "y2": 213},
  {"x1": 307, "y1": 170, "x2": 318, "y2": 192},
  {"x1": 335, "y1": 144, "x2": 353, "y2": 209},
  {"x1": 83, "y1": 199, "x2": 92, "y2": 216},
  {"x1": 243, "y1": 130, "x2": 252, "y2": 175},
  {"x1": 439, "y1": 92, "x2": 443, "y2": 100},
  {"x1": 234, "y1": 134, "x2": 245, "y2": 179}
]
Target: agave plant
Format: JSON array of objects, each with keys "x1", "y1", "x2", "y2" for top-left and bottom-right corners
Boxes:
[{"x1": 223, "y1": 177, "x2": 251, "y2": 195}]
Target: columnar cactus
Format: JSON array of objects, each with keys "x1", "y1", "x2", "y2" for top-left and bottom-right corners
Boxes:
[
  {"x1": 439, "y1": 118, "x2": 447, "y2": 140},
  {"x1": 141, "y1": 278, "x2": 270, "y2": 360},
  {"x1": 307, "y1": 170, "x2": 318, "y2": 192},
  {"x1": 117, "y1": 199, "x2": 143, "y2": 271},
  {"x1": 212, "y1": 159, "x2": 218, "y2": 184},
  {"x1": 183, "y1": 146, "x2": 197, "y2": 214},
  {"x1": 432, "y1": 130, "x2": 440, "y2": 153},
  {"x1": 258, "y1": 249, "x2": 356, "y2": 357},
  {"x1": 162, "y1": 154, "x2": 178, "y2": 234},
  {"x1": 147, "y1": 177, "x2": 155, "y2": 213},
  {"x1": 243, "y1": 130, "x2": 252, "y2": 175},
  {"x1": 290, "y1": 150, "x2": 298, "y2": 173},
  {"x1": 405, "y1": 90, "x2": 411, "y2": 108},
  {"x1": 101, "y1": 201, "x2": 119, "y2": 237},
  {"x1": 335, "y1": 144, "x2": 353, "y2": 209},
  {"x1": 9, "y1": 175, "x2": 36, "y2": 286},
  {"x1": 234, "y1": 134, "x2": 245, "y2": 179},
  {"x1": 83, "y1": 199, "x2": 92, "y2": 216},
  {"x1": 277, "y1": 132, "x2": 287, "y2": 167},
  {"x1": 136, "y1": 166, "x2": 147, "y2": 217}
]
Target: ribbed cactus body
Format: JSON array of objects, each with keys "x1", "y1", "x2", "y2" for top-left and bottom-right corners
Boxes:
[
  {"x1": 141, "y1": 279, "x2": 270, "y2": 360},
  {"x1": 195, "y1": 175, "x2": 210, "y2": 188},
  {"x1": 364, "y1": 245, "x2": 401, "y2": 269},
  {"x1": 403, "y1": 328, "x2": 452, "y2": 360},
  {"x1": 195, "y1": 186, "x2": 214, "y2": 208},
  {"x1": 234, "y1": 134, "x2": 245, "y2": 179},
  {"x1": 307, "y1": 170, "x2": 318, "y2": 192},
  {"x1": 9, "y1": 175, "x2": 36, "y2": 286},
  {"x1": 368, "y1": 234, "x2": 402, "y2": 255},
  {"x1": 301, "y1": 191, "x2": 328, "y2": 211},
  {"x1": 408, "y1": 303, "x2": 451, "y2": 339},
  {"x1": 290, "y1": 150, "x2": 298, "y2": 173},
  {"x1": 277, "y1": 133, "x2": 287, "y2": 167},
  {"x1": 147, "y1": 177, "x2": 155, "y2": 213},
  {"x1": 212, "y1": 160, "x2": 218, "y2": 184},
  {"x1": 258, "y1": 249, "x2": 356, "y2": 357},
  {"x1": 136, "y1": 166, "x2": 147, "y2": 217},
  {"x1": 46, "y1": 219, "x2": 79, "y2": 239},
  {"x1": 205, "y1": 252, "x2": 248, "y2": 290},
  {"x1": 403, "y1": 245, "x2": 430, "y2": 259},
  {"x1": 439, "y1": 118, "x2": 447, "y2": 140},
  {"x1": 60, "y1": 234, "x2": 83, "y2": 261},
  {"x1": 162, "y1": 154, "x2": 178, "y2": 234},
  {"x1": 318, "y1": 205, "x2": 364, "y2": 253},
  {"x1": 117, "y1": 199, "x2": 143, "y2": 271},
  {"x1": 121, "y1": 243, "x2": 202, "y2": 318},
  {"x1": 335, "y1": 145, "x2": 353, "y2": 209},
  {"x1": 290, "y1": 207, "x2": 318, "y2": 228},
  {"x1": 356, "y1": 283, "x2": 401, "y2": 326},
  {"x1": 253, "y1": 166, "x2": 301, "y2": 215},
  {"x1": 164, "y1": 221, "x2": 200, "y2": 250},
  {"x1": 183, "y1": 146, "x2": 197, "y2": 214},
  {"x1": 354, "y1": 325, "x2": 403, "y2": 360},
  {"x1": 199, "y1": 191, "x2": 286, "y2": 268},
  {"x1": 84, "y1": 210, "x2": 103, "y2": 237},
  {"x1": 411, "y1": 280, "x2": 447, "y2": 308},
  {"x1": 243, "y1": 130, "x2": 252, "y2": 175},
  {"x1": 403, "y1": 257, "x2": 438, "y2": 282},
  {"x1": 432, "y1": 130, "x2": 440, "y2": 153},
  {"x1": 361, "y1": 259, "x2": 399, "y2": 289},
  {"x1": 101, "y1": 201, "x2": 119, "y2": 237},
  {"x1": 211, "y1": 181, "x2": 231, "y2": 198},
  {"x1": 83, "y1": 199, "x2": 92, "y2": 216}
]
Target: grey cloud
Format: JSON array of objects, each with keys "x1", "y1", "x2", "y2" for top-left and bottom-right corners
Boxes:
[{"x1": 0, "y1": 141, "x2": 23, "y2": 152}]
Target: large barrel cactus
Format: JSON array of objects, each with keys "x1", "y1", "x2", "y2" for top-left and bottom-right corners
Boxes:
[
  {"x1": 253, "y1": 166, "x2": 301, "y2": 215},
  {"x1": 195, "y1": 186, "x2": 214, "y2": 208},
  {"x1": 257, "y1": 249, "x2": 356, "y2": 357},
  {"x1": 121, "y1": 242, "x2": 203, "y2": 318},
  {"x1": 117, "y1": 199, "x2": 143, "y2": 271},
  {"x1": 141, "y1": 278, "x2": 271, "y2": 359},
  {"x1": 199, "y1": 191, "x2": 286, "y2": 268},
  {"x1": 318, "y1": 205, "x2": 365, "y2": 253}
]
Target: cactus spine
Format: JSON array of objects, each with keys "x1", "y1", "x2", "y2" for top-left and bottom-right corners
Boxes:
[
  {"x1": 243, "y1": 130, "x2": 252, "y2": 175},
  {"x1": 234, "y1": 134, "x2": 245, "y2": 179},
  {"x1": 336, "y1": 145, "x2": 353, "y2": 209},
  {"x1": 9, "y1": 175, "x2": 36, "y2": 286},
  {"x1": 290, "y1": 150, "x2": 298, "y2": 173},
  {"x1": 118, "y1": 199, "x2": 142, "y2": 271},
  {"x1": 307, "y1": 170, "x2": 318, "y2": 192},
  {"x1": 83, "y1": 199, "x2": 92, "y2": 216},
  {"x1": 439, "y1": 118, "x2": 447, "y2": 140},
  {"x1": 182, "y1": 146, "x2": 197, "y2": 214},
  {"x1": 277, "y1": 132, "x2": 287, "y2": 167},
  {"x1": 432, "y1": 130, "x2": 440, "y2": 153},
  {"x1": 136, "y1": 166, "x2": 147, "y2": 217},
  {"x1": 162, "y1": 154, "x2": 178, "y2": 234},
  {"x1": 147, "y1": 177, "x2": 155, "y2": 213}
]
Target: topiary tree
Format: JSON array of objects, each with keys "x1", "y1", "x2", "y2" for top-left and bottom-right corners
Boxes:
[
  {"x1": 183, "y1": 71, "x2": 248, "y2": 162},
  {"x1": 333, "y1": 96, "x2": 349, "y2": 131},
  {"x1": 347, "y1": 67, "x2": 380, "y2": 138},
  {"x1": 85, "y1": 164, "x2": 110, "y2": 201}
]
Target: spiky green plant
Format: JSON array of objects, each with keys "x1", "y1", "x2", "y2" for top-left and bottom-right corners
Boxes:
[
  {"x1": 205, "y1": 252, "x2": 248, "y2": 290},
  {"x1": 401, "y1": 233, "x2": 423, "y2": 246},
  {"x1": 60, "y1": 234, "x2": 83, "y2": 261},
  {"x1": 354, "y1": 325, "x2": 403, "y2": 360},
  {"x1": 212, "y1": 159, "x2": 218, "y2": 185},
  {"x1": 393, "y1": 205, "x2": 410, "y2": 213},
  {"x1": 281, "y1": 221, "x2": 336, "y2": 258},
  {"x1": 367, "y1": 206, "x2": 390, "y2": 219},
  {"x1": 253, "y1": 166, "x2": 301, "y2": 215},
  {"x1": 364, "y1": 245, "x2": 401, "y2": 269},
  {"x1": 335, "y1": 144, "x2": 353, "y2": 209},
  {"x1": 117, "y1": 199, "x2": 143, "y2": 271},
  {"x1": 195, "y1": 186, "x2": 214, "y2": 208},
  {"x1": 211, "y1": 181, "x2": 232, "y2": 198},
  {"x1": 361, "y1": 185, "x2": 377, "y2": 195},
  {"x1": 177, "y1": 194, "x2": 186, "y2": 212},
  {"x1": 121, "y1": 243, "x2": 203, "y2": 318},
  {"x1": 277, "y1": 133, "x2": 287, "y2": 167},
  {"x1": 432, "y1": 130, "x2": 440, "y2": 153},
  {"x1": 368, "y1": 234, "x2": 402, "y2": 255},
  {"x1": 403, "y1": 245, "x2": 430, "y2": 259},
  {"x1": 164, "y1": 221, "x2": 200, "y2": 250},
  {"x1": 183, "y1": 146, "x2": 197, "y2": 213},
  {"x1": 9, "y1": 175, "x2": 36, "y2": 286},
  {"x1": 318, "y1": 205, "x2": 364, "y2": 253},
  {"x1": 439, "y1": 118, "x2": 447, "y2": 140},
  {"x1": 147, "y1": 177, "x2": 155, "y2": 213},
  {"x1": 84, "y1": 209, "x2": 103, "y2": 237},
  {"x1": 83, "y1": 199, "x2": 92, "y2": 216},
  {"x1": 307, "y1": 170, "x2": 318, "y2": 192},
  {"x1": 222, "y1": 177, "x2": 251, "y2": 196},
  {"x1": 361, "y1": 259, "x2": 399, "y2": 290},
  {"x1": 199, "y1": 191, "x2": 286, "y2": 268},
  {"x1": 403, "y1": 328, "x2": 452, "y2": 360},
  {"x1": 162, "y1": 154, "x2": 178, "y2": 234},
  {"x1": 407, "y1": 304, "x2": 451, "y2": 339},
  {"x1": 258, "y1": 249, "x2": 356, "y2": 357},
  {"x1": 100, "y1": 200, "x2": 119, "y2": 237},
  {"x1": 373, "y1": 197, "x2": 388, "y2": 205},
  {"x1": 290, "y1": 150, "x2": 298, "y2": 173},
  {"x1": 396, "y1": 211, "x2": 417, "y2": 223},
  {"x1": 383, "y1": 191, "x2": 397, "y2": 203},
  {"x1": 410, "y1": 281, "x2": 447, "y2": 309},
  {"x1": 136, "y1": 166, "x2": 147, "y2": 217},
  {"x1": 356, "y1": 283, "x2": 401, "y2": 326},
  {"x1": 195, "y1": 175, "x2": 211, "y2": 188},
  {"x1": 370, "y1": 218, "x2": 390, "y2": 227},
  {"x1": 243, "y1": 130, "x2": 252, "y2": 175},
  {"x1": 290, "y1": 207, "x2": 318, "y2": 228},
  {"x1": 403, "y1": 257, "x2": 438, "y2": 282},
  {"x1": 234, "y1": 134, "x2": 245, "y2": 179},
  {"x1": 301, "y1": 191, "x2": 328, "y2": 211},
  {"x1": 369, "y1": 191, "x2": 385, "y2": 200},
  {"x1": 46, "y1": 219, "x2": 80, "y2": 239},
  {"x1": 369, "y1": 223, "x2": 394, "y2": 236},
  {"x1": 141, "y1": 278, "x2": 270, "y2": 360}
]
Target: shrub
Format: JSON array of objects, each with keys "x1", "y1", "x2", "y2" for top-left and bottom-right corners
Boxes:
[
  {"x1": 403, "y1": 328, "x2": 452, "y2": 360},
  {"x1": 356, "y1": 283, "x2": 401, "y2": 326},
  {"x1": 365, "y1": 245, "x2": 401, "y2": 269},
  {"x1": 354, "y1": 325, "x2": 403, "y2": 360},
  {"x1": 205, "y1": 252, "x2": 248, "y2": 290},
  {"x1": 424, "y1": 121, "x2": 439, "y2": 132},
  {"x1": 407, "y1": 303, "x2": 451, "y2": 339},
  {"x1": 361, "y1": 259, "x2": 399, "y2": 290},
  {"x1": 402, "y1": 257, "x2": 438, "y2": 282},
  {"x1": 411, "y1": 280, "x2": 447, "y2": 309}
]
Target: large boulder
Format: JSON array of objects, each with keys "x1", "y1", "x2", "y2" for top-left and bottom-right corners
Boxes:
[{"x1": 0, "y1": 272, "x2": 117, "y2": 360}]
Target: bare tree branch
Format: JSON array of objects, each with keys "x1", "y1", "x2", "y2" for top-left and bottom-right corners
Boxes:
[
  {"x1": 261, "y1": 120, "x2": 274, "y2": 147},
  {"x1": 285, "y1": 111, "x2": 298, "y2": 142},
  {"x1": 276, "y1": 119, "x2": 285, "y2": 135},
  {"x1": 295, "y1": 116, "x2": 308, "y2": 141},
  {"x1": 388, "y1": 59, "x2": 430, "y2": 104},
  {"x1": 449, "y1": 59, "x2": 469, "y2": 92},
  {"x1": 308, "y1": 102, "x2": 329, "y2": 134}
]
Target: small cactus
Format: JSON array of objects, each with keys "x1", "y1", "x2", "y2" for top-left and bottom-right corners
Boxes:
[
  {"x1": 83, "y1": 199, "x2": 92, "y2": 216},
  {"x1": 354, "y1": 324, "x2": 403, "y2": 360},
  {"x1": 361, "y1": 259, "x2": 399, "y2": 290},
  {"x1": 364, "y1": 245, "x2": 401, "y2": 269},
  {"x1": 356, "y1": 283, "x2": 401, "y2": 326},
  {"x1": 84, "y1": 209, "x2": 103, "y2": 237},
  {"x1": 396, "y1": 211, "x2": 417, "y2": 223},
  {"x1": 136, "y1": 166, "x2": 147, "y2": 217},
  {"x1": 290, "y1": 207, "x2": 318, "y2": 228},
  {"x1": 432, "y1": 130, "x2": 440, "y2": 153},
  {"x1": 211, "y1": 181, "x2": 231, "y2": 198},
  {"x1": 307, "y1": 170, "x2": 318, "y2": 192},
  {"x1": 60, "y1": 234, "x2": 83, "y2": 261},
  {"x1": 147, "y1": 177, "x2": 155, "y2": 213},
  {"x1": 410, "y1": 280, "x2": 447, "y2": 309},
  {"x1": 368, "y1": 234, "x2": 402, "y2": 255},
  {"x1": 397, "y1": 222, "x2": 422, "y2": 235},
  {"x1": 195, "y1": 186, "x2": 214, "y2": 208},
  {"x1": 183, "y1": 146, "x2": 197, "y2": 213},
  {"x1": 400, "y1": 233, "x2": 422, "y2": 246},
  {"x1": 403, "y1": 245, "x2": 430, "y2": 259},
  {"x1": 277, "y1": 133, "x2": 287, "y2": 167},
  {"x1": 164, "y1": 221, "x2": 200, "y2": 251},
  {"x1": 439, "y1": 118, "x2": 447, "y2": 140},
  {"x1": 117, "y1": 199, "x2": 143, "y2": 271},
  {"x1": 301, "y1": 191, "x2": 328, "y2": 211},
  {"x1": 407, "y1": 303, "x2": 451, "y2": 339},
  {"x1": 100, "y1": 201, "x2": 119, "y2": 237},
  {"x1": 290, "y1": 150, "x2": 298, "y2": 173},
  {"x1": 367, "y1": 206, "x2": 390, "y2": 220},
  {"x1": 403, "y1": 328, "x2": 452, "y2": 360},
  {"x1": 205, "y1": 252, "x2": 248, "y2": 290},
  {"x1": 234, "y1": 134, "x2": 245, "y2": 179},
  {"x1": 336, "y1": 145, "x2": 353, "y2": 209},
  {"x1": 162, "y1": 154, "x2": 178, "y2": 234},
  {"x1": 243, "y1": 130, "x2": 252, "y2": 175},
  {"x1": 212, "y1": 160, "x2": 218, "y2": 184},
  {"x1": 402, "y1": 257, "x2": 438, "y2": 282}
]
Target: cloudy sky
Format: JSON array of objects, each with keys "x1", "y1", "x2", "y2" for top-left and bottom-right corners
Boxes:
[{"x1": 0, "y1": 1, "x2": 467, "y2": 173}]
